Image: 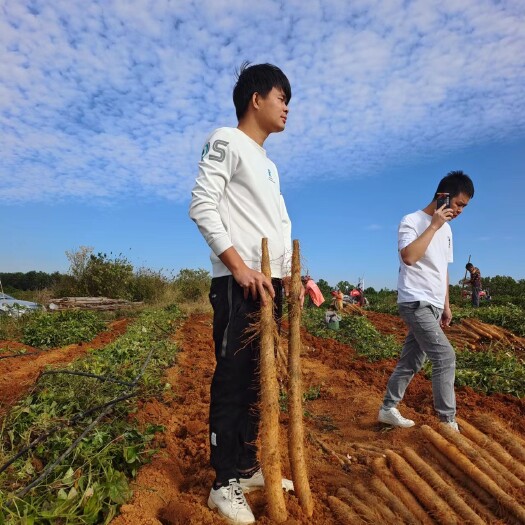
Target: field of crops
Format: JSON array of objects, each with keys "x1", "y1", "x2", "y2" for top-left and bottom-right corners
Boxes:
[{"x1": 0, "y1": 304, "x2": 524, "y2": 524}]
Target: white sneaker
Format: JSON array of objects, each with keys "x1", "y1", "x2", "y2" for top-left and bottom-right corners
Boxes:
[
  {"x1": 239, "y1": 468, "x2": 294, "y2": 494},
  {"x1": 378, "y1": 407, "x2": 415, "y2": 428},
  {"x1": 443, "y1": 420, "x2": 459, "y2": 432},
  {"x1": 208, "y1": 479, "x2": 255, "y2": 524}
]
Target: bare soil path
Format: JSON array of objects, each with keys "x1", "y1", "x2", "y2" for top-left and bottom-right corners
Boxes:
[
  {"x1": 112, "y1": 313, "x2": 525, "y2": 524},
  {"x1": 0, "y1": 319, "x2": 130, "y2": 418}
]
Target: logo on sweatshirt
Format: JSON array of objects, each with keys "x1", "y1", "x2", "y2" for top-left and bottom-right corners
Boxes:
[
  {"x1": 201, "y1": 142, "x2": 210, "y2": 160},
  {"x1": 267, "y1": 169, "x2": 275, "y2": 183}
]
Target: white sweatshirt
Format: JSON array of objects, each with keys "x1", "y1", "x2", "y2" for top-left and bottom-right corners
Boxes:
[{"x1": 189, "y1": 127, "x2": 292, "y2": 278}]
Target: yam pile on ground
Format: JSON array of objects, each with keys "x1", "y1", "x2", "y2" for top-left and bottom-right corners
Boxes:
[
  {"x1": 341, "y1": 303, "x2": 366, "y2": 315},
  {"x1": 323, "y1": 415, "x2": 525, "y2": 525},
  {"x1": 448, "y1": 317, "x2": 525, "y2": 353},
  {"x1": 342, "y1": 305, "x2": 525, "y2": 353}
]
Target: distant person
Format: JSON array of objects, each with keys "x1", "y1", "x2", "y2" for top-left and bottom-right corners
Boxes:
[
  {"x1": 465, "y1": 262, "x2": 482, "y2": 308},
  {"x1": 325, "y1": 304, "x2": 342, "y2": 329},
  {"x1": 332, "y1": 289, "x2": 344, "y2": 310},
  {"x1": 189, "y1": 62, "x2": 297, "y2": 524},
  {"x1": 378, "y1": 171, "x2": 475, "y2": 432},
  {"x1": 302, "y1": 275, "x2": 325, "y2": 307}
]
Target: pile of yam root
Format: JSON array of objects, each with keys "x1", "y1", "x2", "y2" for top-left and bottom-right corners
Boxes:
[{"x1": 327, "y1": 416, "x2": 525, "y2": 524}]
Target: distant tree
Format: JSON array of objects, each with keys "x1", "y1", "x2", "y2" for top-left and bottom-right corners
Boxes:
[
  {"x1": 66, "y1": 246, "x2": 94, "y2": 293},
  {"x1": 83, "y1": 252, "x2": 134, "y2": 299},
  {"x1": 365, "y1": 286, "x2": 377, "y2": 295},
  {"x1": 0, "y1": 271, "x2": 63, "y2": 291},
  {"x1": 336, "y1": 280, "x2": 353, "y2": 293},
  {"x1": 483, "y1": 275, "x2": 520, "y2": 297},
  {"x1": 173, "y1": 268, "x2": 211, "y2": 302}
]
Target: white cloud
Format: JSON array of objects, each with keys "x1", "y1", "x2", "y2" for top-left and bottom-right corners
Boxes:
[{"x1": 1, "y1": 0, "x2": 524, "y2": 203}]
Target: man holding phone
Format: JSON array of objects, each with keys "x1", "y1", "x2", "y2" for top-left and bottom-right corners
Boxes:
[{"x1": 378, "y1": 171, "x2": 475, "y2": 432}]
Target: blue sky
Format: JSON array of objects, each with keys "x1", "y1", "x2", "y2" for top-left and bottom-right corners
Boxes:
[{"x1": 2, "y1": 0, "x2": 524, "y2": 290}]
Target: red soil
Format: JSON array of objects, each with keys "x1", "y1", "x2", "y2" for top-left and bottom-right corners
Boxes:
[
  {"x1": 110, "y1": 313, "x2": 525, "y2": 525},
  {"x1": 0, "y1": 319, "x2": 129, "y2": 417},
  {"x1": 1, "y1": 310, "x2": 523, "y2": 523}
]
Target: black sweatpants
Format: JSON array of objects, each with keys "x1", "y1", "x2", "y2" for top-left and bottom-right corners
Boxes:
[{"x1": 209, "y1": 275, "x2": 283, "y2": 484}]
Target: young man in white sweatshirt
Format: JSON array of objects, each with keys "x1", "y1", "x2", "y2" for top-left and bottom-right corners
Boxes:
[{"x1": 189, "y1": 62, "x2": 297, "y2": 524}]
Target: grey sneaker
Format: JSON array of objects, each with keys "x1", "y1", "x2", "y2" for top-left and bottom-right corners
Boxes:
[
  {"x1": 208, "y1": 479, "x2": 255, "y2": 524},
  {"x1": 378, "y1": 407, "x2": 415, "y2": 428},
  {"x1": 239, "y1": 467, "x2": 294, "y2": 493}
]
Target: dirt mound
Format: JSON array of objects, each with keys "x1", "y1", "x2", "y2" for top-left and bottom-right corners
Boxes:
[
  {"x1": 0, "y1": 319, "x2": 129, "y2": 417},
  {"x1": 112, "y1": 313, "x2": 525, "y2": 524}
]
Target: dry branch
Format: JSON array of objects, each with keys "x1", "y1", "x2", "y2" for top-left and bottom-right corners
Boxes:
[
  {"x1": 48, "y1": 296, "x2": 143, "y2": 311},
  {"x1": 308, "y1": 432, "x2": 351, "y2": 470}
]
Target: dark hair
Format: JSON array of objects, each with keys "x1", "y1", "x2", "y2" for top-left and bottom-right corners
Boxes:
[
  {"x1": 466, "y1": 263, "x2": 473, "y2": 269},
  {"x1": 233, "y1": 61, "x2": 292, "y2": 121},
  {"x1": 434, "y1": 170, "x2": 474, "y2": 200}
]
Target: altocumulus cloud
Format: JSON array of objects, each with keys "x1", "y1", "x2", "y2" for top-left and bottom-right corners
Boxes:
[{"x1": 1, "y1": 0, "x2": 524, "y2": 203}]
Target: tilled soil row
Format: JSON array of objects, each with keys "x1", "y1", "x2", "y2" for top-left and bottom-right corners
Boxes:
[
  {"x1": 111, "y1": 313, "x2": 525, "y2": 524},
  {"x1": 0, "y1": 319, "x2": 130, "y2": 418}
]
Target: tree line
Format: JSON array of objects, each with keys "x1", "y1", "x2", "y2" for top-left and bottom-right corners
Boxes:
[{"x1": 2, "y1": 250, "x2": 524, "y2": 308}]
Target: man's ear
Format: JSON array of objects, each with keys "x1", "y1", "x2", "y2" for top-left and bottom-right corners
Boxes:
[{"x1": 251, "y1": 92, "x2": 261, "y2": 110}]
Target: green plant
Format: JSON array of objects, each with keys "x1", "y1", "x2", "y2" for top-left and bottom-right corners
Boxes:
[
  {"x1": 302, "y1": 308, "x2": 400, "y2": 362},
  {"x1": 303, "y1": 385, "x2": 321, "y2": 401},
  {"x1": 0, "y1": 315, "x2": 29, "y2": 342},
  {"x1": 423, "y1": 347, "x2": 525, "y2": 397},
  {"x1": 22, "y1": 310, "x2": 106, "y2": 348},
  {"x1": 0, "y1": 307, "x2": 181, "y2": 523}
]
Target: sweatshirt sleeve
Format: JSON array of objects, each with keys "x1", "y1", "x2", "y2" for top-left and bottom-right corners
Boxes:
[
  {"x1": 189, "y1": 129, "x2": 237, "y2": 257},
  {"x1": 280, "y1": 193, "x2": 292, "y2": 276}
]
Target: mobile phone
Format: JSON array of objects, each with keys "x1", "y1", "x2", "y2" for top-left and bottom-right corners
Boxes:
[{"x1": 436, "y1": 192, "x2": 450, "y2": 209}]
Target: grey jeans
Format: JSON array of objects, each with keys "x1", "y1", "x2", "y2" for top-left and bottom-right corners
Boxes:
[{"x1": 382, "y1": 301, "x2": 456, "y2": 421}]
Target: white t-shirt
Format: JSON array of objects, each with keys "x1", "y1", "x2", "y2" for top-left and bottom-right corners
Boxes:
[
  {"x1": 189, "y1": 127, "x2": 292, "y2": 278},
  {"x1": 397, "y1": 210, "x2": 453, "y2": 308}
]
